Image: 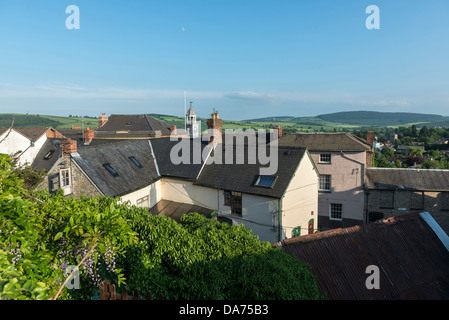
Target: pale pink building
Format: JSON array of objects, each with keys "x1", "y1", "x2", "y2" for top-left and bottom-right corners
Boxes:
[{"x1": 278, "y1": 132, "x2": 374, "y2": 231}]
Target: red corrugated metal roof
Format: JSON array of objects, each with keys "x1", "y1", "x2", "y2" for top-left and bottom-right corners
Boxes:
[{"x1": 279, "y1": 213, "x2": 449, "y2": 300}]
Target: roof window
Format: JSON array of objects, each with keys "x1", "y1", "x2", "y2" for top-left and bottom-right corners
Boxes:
[
  {"x1": 129, "y1": 156, "x2": 143, "y2": 168},
  {"x1": 103, "y1": 163, "x2": 119, "y2": 177},
  {"x1": 255, "y1": 175, "x2": 277, "y2": 188}
]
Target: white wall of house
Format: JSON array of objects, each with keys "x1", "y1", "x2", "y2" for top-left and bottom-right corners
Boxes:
[
  {"x1": 120, "y1": 179, "x2": 162, "y2": 208},
  {"x1": 161, "y1": 178, "x2": 218, "y2": 209},
  {"x1": 281, "y1": 152, "x2": 319, "y2": 239},
  {"x1": 160, "y1": 178, "x2": 280, "y2": 243},
  {"x1": 0, "y1": 130, "x2": 47, "y2": 167},
  {"x1": 227, "y1": 193, "x2": 279, "y2": 243}
]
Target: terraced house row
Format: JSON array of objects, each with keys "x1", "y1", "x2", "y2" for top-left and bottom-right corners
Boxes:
[{"x1": 2, "y1": 109, "x2": 449, "y2": 242}]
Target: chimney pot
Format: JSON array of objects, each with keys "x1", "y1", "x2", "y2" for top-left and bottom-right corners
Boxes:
[
  {"x1": 84, "y1": 127, "x2": 95, "y2": 145},
  {"x1": 98, "y1": 113, "x2": 108, "y2": 128},
  {"x1": 61, "y1": 138, "x2": 77, "y2": 156}
]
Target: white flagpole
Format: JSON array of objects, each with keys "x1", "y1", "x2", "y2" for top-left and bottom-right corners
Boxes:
[{"x1": 184, "y1": 89, "x2": 187, "y2": 131}]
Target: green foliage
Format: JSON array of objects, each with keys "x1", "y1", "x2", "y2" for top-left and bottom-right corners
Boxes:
[
  {"x1": 0, "y1": 155, "x2": 322, "y2": 300},
  {"x1": 0, "y1": 154, "x2": 138, "y2": 299},
  {"x1": 11, "y1": 165, "x2": 46, "y2": 191},
  {"x1": 118, "y1": 211, "x2": 323, "y2": 300}
]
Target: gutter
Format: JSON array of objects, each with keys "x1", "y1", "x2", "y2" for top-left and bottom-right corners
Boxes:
[{"x1": 420, "y1": 212, "x2": 449, "y2": 252}]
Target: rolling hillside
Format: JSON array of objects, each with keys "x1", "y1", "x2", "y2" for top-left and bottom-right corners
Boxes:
[
  {"x1": 246, "y1": 111, "x2": 449, "y2": 129},
  {"x1": 2, "y1": 111, "x2": 449, "y2": 134}
]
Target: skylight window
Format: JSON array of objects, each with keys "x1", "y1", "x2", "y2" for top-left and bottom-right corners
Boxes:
[
  {"x1": 255, "y1": 175, "x2": 277, "y2": 188},
  {"x1": 129, "y1": 156, "x2": 143, "y2": 168},
  {"x1": 44, "y1": 150, "x2": 55, "y2": 160},
  {"x1": 103, "y1": 163, "x2": 119, "y2": 177}
]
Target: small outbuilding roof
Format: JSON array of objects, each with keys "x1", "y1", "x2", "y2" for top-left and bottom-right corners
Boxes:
[
  {"x1": 278, "y1": 212, "x2": 449, "y2": 300},
  {"x1": 365, "y1": 167, "x2": 449, "y2": 191}
]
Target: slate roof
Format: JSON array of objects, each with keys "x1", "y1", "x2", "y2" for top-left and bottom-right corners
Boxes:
[
  {"x1": 365, "y1": 168, "x2": 449, "y2": 191},
  {"x1": 276, "y1": 133, "x2": 372, "y2": 152},
  {"x1": 72, "y1": 139, "x2": 160, "y2": 197},
  {"x1": 13, "y1": 127, "x2": 50, "y2": 142},
  {"x1": 95, "y1": 114, "x2": 172, "y2": 137},
  {"x1": 278, "y1": 212, "x2": 449, "y2": 300},
  {"x1": 194, "y1": 144, "x2": 310, "y2": 198},
  {"x1": 149, "y1": 199, "x2": 215, "y2": 221},
  {"x1": 31, "y1": 139, "x2": 62, "y2": 172},
  {"x1": 149, "y1": 137, "x2": 210, "y2": 180}
]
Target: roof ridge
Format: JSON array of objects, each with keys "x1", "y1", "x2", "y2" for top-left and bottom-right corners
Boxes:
[
  {"x1": 13, "y1": 127, "x2": 51, "y2": 141},
  {"x1": 277, "y1": 212, "x2": 421, "y2": 246}
]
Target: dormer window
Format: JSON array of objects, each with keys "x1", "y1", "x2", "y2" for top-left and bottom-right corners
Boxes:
[
  {"x1": 126, "y1": 121, "x2": 133, "y2": 126},
  {"x1": 44, "y1": 150, "x2": 55, "y2": 160}
]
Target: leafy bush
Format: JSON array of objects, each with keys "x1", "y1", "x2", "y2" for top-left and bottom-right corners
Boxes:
[
  {"x1": 0, "y1": 154, "x2": 322, "y2": 300},
  {"x1": 118, "y1": 211, "x2": 323, "y2": 300}
]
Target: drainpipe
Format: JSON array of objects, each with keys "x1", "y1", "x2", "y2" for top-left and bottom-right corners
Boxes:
[{"x1": 278, "y1": 199, "x2": 282, "y2": 242}]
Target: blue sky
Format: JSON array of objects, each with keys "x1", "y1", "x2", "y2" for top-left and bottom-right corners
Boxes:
[{"x1": 0, "y1": 0, "x2": 449, "y2": 120}]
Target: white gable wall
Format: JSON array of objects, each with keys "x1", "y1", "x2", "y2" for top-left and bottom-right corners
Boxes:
[{"x1": 0, "y1": 130, "x2": 47, "y2": 167}]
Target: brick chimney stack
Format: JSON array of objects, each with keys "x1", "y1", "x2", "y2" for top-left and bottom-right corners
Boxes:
[
  {"x1": 61, "y1": 138, "x2": 77, "y2": 156},
  {"x1": 273, "y1": 126, "x2": 283, "y2": 137},
  {"x1": 84, "y1": 127, "x2": 95, "y2": 145},
  {"x1": 169, "y1": 125, "x2": 177, "y2": 135},
  {"x1": 206, "y1": 110, "x2": 223, "y2": 144},
  {"x1": 98, "y1": 113, "x2": 108, "y2": 128},
  {"x1": 367, "y1": 131, "x2": 374, "y2": 149}
]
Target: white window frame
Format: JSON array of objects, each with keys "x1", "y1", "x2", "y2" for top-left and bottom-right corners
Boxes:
[
  {"x1": 319, "y1": 153, "x2": 331, "y2": 164},
  {"x1": 136, "y1": 195, "x2": 150, "y2": 208},
  {"x1": 330, "y1": 203, "x2": 342, "y2": 221},
  {"x1": 59, "y1": 168, "x2": 72, "y2": 195},
  {"x1": 319, "y1": 174, "x2": 331, "y2": 191}
]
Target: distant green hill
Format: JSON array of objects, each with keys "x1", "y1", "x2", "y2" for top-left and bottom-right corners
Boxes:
[
  {"x1": 316, "y1": 111, "x2": 446, "y2": 126},
  {"x1": 0, "y1": 114, "x2": 98, "y2": 129},
  {"x1": 3, "y1": 111, "x2": 449, "y2": 133},
  {"x1": 247, "y1": 111, "x2": 449, "y2": 128}
]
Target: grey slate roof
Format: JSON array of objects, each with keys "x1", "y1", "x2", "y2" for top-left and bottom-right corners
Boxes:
[
  {"x1": 31, "y1": 139, "x2": 62, "y2": 172},
  {"x1": 149, "y1": 199, "x2": 214, "y2": 221},
  {"x1": 277, "y1": 133, "x2": 372, "y2": 152},
  {"x1": 96, "y1": 114, "x2": 172, "y2": 136},
  {"x1": 149, "y1": 137, "x2": 210, "y2": 180},
  {"x1": 14, "y1": 127, "x2": 50, "y2": 142},
  {"x1": 72, "y1": 139, "x2": 160, "y2": 197},
  {"x1": 194, "y1": 144, "x2": 310, "y2": 198},
  {"x1": 365, "y1": 167, "x2": 449, "y2": 191}
]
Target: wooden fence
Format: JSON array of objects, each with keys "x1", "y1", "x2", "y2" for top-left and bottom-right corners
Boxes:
[{"x1": 99, "y1": 280, "x2": 177, "y2": 300}]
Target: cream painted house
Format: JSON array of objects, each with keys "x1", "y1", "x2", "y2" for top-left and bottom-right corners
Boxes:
[{"x1": 38, "y1": 133, "x2": 319, "y2": 243}]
